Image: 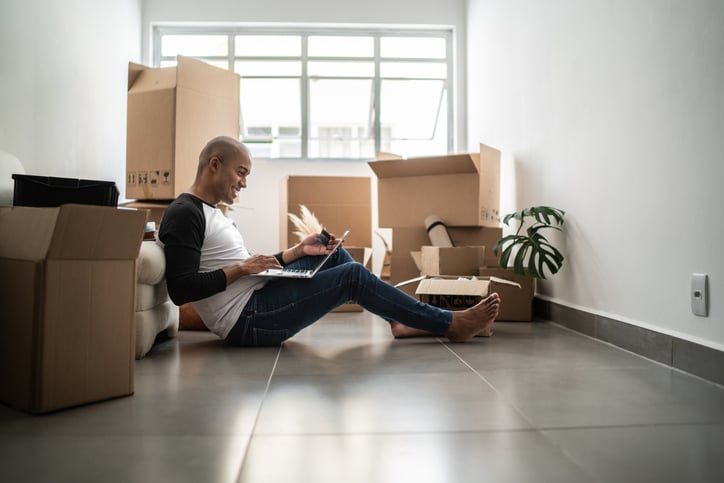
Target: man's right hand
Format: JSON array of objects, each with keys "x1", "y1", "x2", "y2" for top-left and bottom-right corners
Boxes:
[{"x1": 223, "y1": 254, "x2": 282, "y2": 285}]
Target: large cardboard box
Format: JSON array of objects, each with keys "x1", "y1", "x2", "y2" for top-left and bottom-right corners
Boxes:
[
  {"x1": 420, "y1": 246, "x2": 486, "y2": 277},
  {"x1": 280, "y1": 176, "x2": 372, "y2": 250},
  {"x1": 0, "y1": 205, "x2": 147, "y2": 413},
  {"x1": 478, "y1": 268, "x2": 536, "y2": 321},
  {"x1": 126, "y1": 56, "x2": 240, "y2": 200},
  {"x1": 368, "y1": 143, "x2": 501, "y2": 228}
]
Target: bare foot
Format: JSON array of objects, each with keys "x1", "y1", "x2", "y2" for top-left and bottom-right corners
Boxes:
[
  {"x1": 445, "y1": 293, "x2": 500, "y2": 343},
  {"x1": 389, "y1": 321, "x2": 441, "y2": 338}
]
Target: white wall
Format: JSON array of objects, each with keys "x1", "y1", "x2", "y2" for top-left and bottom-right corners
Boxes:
[
  {"x1": 142, "y1": 0, "x2": 468, "y2": 270},
  {"x1": 0, "y1": 0, "x2": 142, "y2": 194},
  {"x1": 467, "y1": 0, "x2": 724, "y2": 349}
]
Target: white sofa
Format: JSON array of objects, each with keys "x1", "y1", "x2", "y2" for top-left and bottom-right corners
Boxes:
[{"x1": 135, "y1": 241, "x2": 178, "y2": 359}]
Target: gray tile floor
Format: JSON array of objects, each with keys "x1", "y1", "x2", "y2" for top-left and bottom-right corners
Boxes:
[{"x1": 2, "y1": 312, "x2": 724, "y2": 482}]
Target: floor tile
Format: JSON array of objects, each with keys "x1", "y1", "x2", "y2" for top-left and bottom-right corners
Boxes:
[
  {"x1": 0, "y1": 372, "x2": 270, "y2": 437},
  {"x1": 136, "y1": 330, "x2": 281, "y2": 377},
  {"x1": 479, "y1": 365, "x2": 724, "y2": 428},
  {"x1": 0, "y1": 434, "x2": 248, "y2": 483},
  {"x1": 543, "y1": 423, "x2": 724, "y2": 483},
  {"x1": 253, "y1": 371, "x2": 533, "y2": 435},
  {"x1": 237, "y1": 431, "x2": 596, "y2": 483},
  {"x1": 448, "y1": 321, "x2": 653, "y2": 372}
]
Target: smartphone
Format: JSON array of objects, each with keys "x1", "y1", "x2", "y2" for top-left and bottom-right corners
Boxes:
[{"x1": 318, "y1": 228, "x2": 330, "y2": 245}]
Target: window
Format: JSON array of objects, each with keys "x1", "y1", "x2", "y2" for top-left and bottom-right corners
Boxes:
[{"x1": 155, "y1": 26, "x2": 453, "y2": 159}]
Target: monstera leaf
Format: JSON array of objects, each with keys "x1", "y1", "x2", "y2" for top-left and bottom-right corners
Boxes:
[{"x1": 493, "y1": 206, "x2": 565, "y2": 280}]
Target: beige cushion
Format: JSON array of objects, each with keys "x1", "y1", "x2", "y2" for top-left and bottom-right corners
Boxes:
[
  {"x1": 136, "y1": 281, "x2": 170, "y2": 311},
  {"x1": 135, "y1": 300, "x2": 179, "y2": 359},
  {"x1": 137, "y1": 241, "x2": 165, "y2": 285}
]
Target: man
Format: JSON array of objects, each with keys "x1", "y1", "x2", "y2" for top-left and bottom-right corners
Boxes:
[{"x1": 157, "y1": 136, "x2": 500, "y2": 347}]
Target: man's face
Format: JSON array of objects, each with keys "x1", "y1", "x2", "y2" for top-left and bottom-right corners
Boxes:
[{"x1": 214, "y1": 149, "x2": 251, "y2": 205}]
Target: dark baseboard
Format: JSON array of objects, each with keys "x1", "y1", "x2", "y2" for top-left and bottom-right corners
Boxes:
[{"x1": 534, "y1": 297, "x2": 724, "y2": 387}]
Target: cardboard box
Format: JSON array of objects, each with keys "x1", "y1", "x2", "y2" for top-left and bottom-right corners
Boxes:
[
  {"x1": 391, "y1": 226, "x2": 502, "y2": 269},
  {"x1": 0, "y1": 205, "x2": 147, "y2": 413},
  {"x1": 478, "y1": 267, "x2": 536, "y2": 321},
  {"x1": 122, "y1": 200, "x2": 231, "y2": 228},
  {"x1": 368, "y1": 143, "x2": 501, "y2": 227},
  {"x1": 420, "y1": 246, "x2": 486, "y2": 277},
  {"x1": 126, "y1": 56, "x2": 240, "y2": 200},
  {"x1": 414, "y1": 276, "x2": 519, "y2": 309},
  {"x1": 123, "y1": 200, "x2": 170, "y2": 227},
  {"x1": 280, "y1": 176, "x2": 372, "y2": 250},
  {"x1": 334, "y1": 247, "x2": 373, "y2": 312}
]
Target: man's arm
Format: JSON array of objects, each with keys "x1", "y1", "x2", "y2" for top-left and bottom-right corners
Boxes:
[{"x1": 158, "y1": 197, "x2": 227, "y2": 306}]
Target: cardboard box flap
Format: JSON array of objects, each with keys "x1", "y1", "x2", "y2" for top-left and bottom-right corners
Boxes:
[
  {"x1": 128, "y1": 66, "x2": 177, "y2": 93},
  {"x1": 368, "y1": 153, "x2": 480, "y2": 179},
  {"x1": 415, "y1": 276, "x2": 520, "y2": 297},
  {"x1": 45, "y1": 205, "x2": 147, "y2": 260},
  {"x1": 176, "y1": 56, "x2": 240, "y2": 100},
  {"x1": 0, "y1": 206, "x2": 60, "y2": 260},
  {"x1": 128, "y1": 62, "x2": 149, "y2": 90}
]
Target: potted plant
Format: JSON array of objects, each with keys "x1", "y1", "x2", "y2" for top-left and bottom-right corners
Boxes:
[{"x1": 493, "y1": 206, "x2": 565, "y2": 280}]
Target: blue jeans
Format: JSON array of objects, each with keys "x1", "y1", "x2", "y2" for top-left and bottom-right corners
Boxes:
[{"x1": 224, "y1": 248, "x2": 452, "y2": 346}]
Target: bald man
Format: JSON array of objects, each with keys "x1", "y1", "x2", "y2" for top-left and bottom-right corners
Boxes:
[{"x1": 157, "y1": 135, "x2": 500, "y2": 346}]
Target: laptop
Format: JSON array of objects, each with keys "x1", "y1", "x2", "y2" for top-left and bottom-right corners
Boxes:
[{"x1": 251, "y1": 230, "x2": 350, "y2": 278}]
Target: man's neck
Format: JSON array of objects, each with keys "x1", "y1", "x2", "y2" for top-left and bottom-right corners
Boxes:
[{"x1": 187, "y1": 185, "x2": 219, "y2": 206}]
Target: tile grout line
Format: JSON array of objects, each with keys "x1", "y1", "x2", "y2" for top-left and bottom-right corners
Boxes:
[
  {"x1": 232, "y1": 344, "x2": 284, "y2": 483},
  {"x1": 437, "y1": 339, "x2": 540, "y2": 429},
  {"x1": 438, "y1": 340, "x2": 603, "y2": 483}
]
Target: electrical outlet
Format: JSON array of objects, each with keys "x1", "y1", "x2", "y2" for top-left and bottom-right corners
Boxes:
[{"x1": 691, "y1": 273, "x2": 708, "y2": 317}]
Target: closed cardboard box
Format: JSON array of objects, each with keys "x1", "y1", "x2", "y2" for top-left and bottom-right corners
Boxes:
[
  {"x1": 280, "y1": 176, "x2": 372, "y2": 250},
  {"x1": 126, "y1": 56, "x2": 240, "y2": 200},
  {"x1": 420, "y1": 246, "x2": 486, "y2": 277},
  {"x1": 368, "y1": 143, "x2": 501, "y2": 228},
  {"x1": 478, "y1": 267, "x2": 536, "y2": 321},
  {"x1": 0, "y1": 205, "x2": 146, "y2": 413}
]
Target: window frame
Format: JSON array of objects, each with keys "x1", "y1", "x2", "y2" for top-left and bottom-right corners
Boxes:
[{"x1": 153, "y1": 25, "x2": 454, "y2": 160}]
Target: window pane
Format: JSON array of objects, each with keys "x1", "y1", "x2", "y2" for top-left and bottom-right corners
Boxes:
[
  {"x1": 308, "y1": 79, "x2": 374, "y2": 158},
  {"x1": 382, "y1": 89, "x2": 448, "y2": 157},
  {"x1": 380, "y1": 61, "x2": 447, "y2": 79},
  {"x1": 235, "y1": 35, "x2": 301, "y2": 57},
  {"x1": 380, "y1": 37, "x2": 446, "y2": 59},
  {"x1": 235, "y1": 61, "x2": 301, "y2": 76},
  {"x1": 308, "y1": 36, "x2": 373, "y2": 58},
  {"x1": 308, "y1": 61, "x2": 374, "y2": 78},
  {"x1": 161, "y1": 35, "x2": 228, "y2": 57},
  {"x1": 240, "y1": 78, "x2": 301, "y2": 158},
  {"x1": 380, "y1": 79, "x2": 445, "y2": 139}
]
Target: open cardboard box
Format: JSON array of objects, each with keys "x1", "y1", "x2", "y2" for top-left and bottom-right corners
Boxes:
[
  {"x1": 126, "y1": 56, "x2": 240, "y2": 200},
  {"x1": 478, "y1": 267, "x2": 536, "y2": 321},
  {"x1": 396, "y1": 275, "x2": 521, "y2": 337},
  {"x1": 419, "y1": 246, "x2": 486, "y2": 277},
  {"x1": 368, "y1": 143, "x2": 501, "y2": 228},
  {"x1": 0, "y1": 205, "x2": 147, "y2": 413}
]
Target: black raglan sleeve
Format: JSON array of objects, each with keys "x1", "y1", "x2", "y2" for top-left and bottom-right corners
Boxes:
[{"x1": 158, "y1": 195, "x2": 227, "y2": 305}]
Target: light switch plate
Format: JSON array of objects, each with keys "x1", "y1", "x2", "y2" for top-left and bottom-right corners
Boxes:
[{"x1": 691, "y1": 273, "x2": 708, "y2": 317}]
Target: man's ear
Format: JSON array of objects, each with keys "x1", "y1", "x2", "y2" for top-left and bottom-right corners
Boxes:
[{"x1": 208, "y1": 156, "x2": 222, "y2": 172}]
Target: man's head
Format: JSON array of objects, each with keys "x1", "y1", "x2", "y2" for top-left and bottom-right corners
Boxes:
[{"x1": 194, "y1": 136, "x2": 251, "y2": 205}]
